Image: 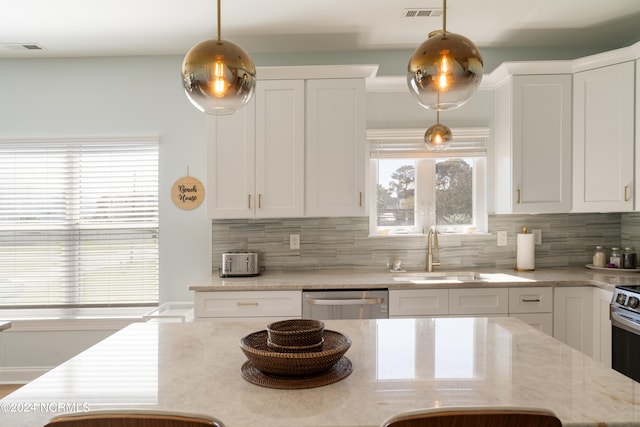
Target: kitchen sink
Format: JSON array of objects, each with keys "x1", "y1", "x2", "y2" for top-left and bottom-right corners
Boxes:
[{"x1": 392, "y1": 271, "x2": 483, "y2": 283}]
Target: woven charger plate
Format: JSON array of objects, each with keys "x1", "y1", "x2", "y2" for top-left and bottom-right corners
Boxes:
[{"x1": 241, "y1": 356, "x2": 352, "y2": 389}]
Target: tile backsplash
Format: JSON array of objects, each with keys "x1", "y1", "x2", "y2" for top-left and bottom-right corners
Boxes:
[{"x1": 212, "y1": 213, "x2": 640, "y2": 272}]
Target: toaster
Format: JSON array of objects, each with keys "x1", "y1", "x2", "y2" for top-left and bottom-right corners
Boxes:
[{"x1": 221, "y1": 252, "x2": 260, "y2": 277}]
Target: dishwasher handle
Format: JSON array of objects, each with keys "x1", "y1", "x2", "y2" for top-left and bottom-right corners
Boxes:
[{"x1": 305, "y1": 297, "x2": 385, "y2": 306}]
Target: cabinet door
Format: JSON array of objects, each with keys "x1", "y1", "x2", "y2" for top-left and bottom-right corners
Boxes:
[
  {"x1": 494, "y1": 75, "x2": 572, "y2": 214},
  {"x1": 306, "y1": 79, "x2": 366, "y2": 217},
  {"x1": 573, "y1": 61, "x2": 635, "y2": 212},
  {"x1": 206, "y1": 100, "x2": 256, "y2": 219},
  {"x1": 255, "y1": 80, "x2": 305, "y2": 217},
  {"x1": 449, "y1": 288, "x2": 509, "y2": 315},
  {"x1": 510, "y1": 313, "x2": 553, "y2": 336},
  {"x1": 553, "y1": 287, "x2": 593, "y2": 356},
  {"x1": 389, "y1": 289, "x2": 449, "y2": 317},
  {"x1": 592, "y1": 288, "x2": 612, "y2": 367}
]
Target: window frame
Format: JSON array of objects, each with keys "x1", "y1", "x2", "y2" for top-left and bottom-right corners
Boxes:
[{"x1": 367, "y1": 128, "x2": 488, "y2": 237}]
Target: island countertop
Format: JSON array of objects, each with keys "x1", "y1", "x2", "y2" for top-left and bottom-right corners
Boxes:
[
  {"x1": 188, "y1": 266, "x2": 640, "y2": 292},
  {"x1": 2, "y1": 317, "x2": 639, "y2": 427}
]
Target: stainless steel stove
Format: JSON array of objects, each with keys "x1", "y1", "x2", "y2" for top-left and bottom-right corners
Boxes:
[{"x1": 611, "y1": 285, "x2": 640, "y2": 382}]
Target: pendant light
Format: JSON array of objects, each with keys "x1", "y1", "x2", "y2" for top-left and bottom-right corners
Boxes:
[
  {"x1": 424, "y1": 111, "x2": 452, "y2": 150},
  {"x1": 181, "y1": 0, "x2": 256, "y2": 115},
  {"x1": 407, "y1": 0, "x2": 483, "y2": 111}
]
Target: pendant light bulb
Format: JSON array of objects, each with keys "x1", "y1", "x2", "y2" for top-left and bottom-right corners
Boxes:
[
  {"x1": 407, "y1": 0, "x2": 483, "y2": 111},
  {"x1": 425, "y1": 112, "x2": 452, "y2": 150},
  {"x1": 182, "y1": 0, "x2": 256, "y2": 115}
]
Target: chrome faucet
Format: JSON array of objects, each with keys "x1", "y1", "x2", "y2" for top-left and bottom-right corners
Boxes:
[{"x1": 426, "y1": 226, "x2": 441, "y2": 272}]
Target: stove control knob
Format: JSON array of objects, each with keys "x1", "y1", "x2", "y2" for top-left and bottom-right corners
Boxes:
[
  {"x1": 617, "y1": 294, "x2": 627, "y2": 305},
  {"x1": 627, "y1": 296, "x2": 639, "y2": 309}
]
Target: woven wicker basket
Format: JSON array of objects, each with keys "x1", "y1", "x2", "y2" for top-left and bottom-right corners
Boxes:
[
  {"x1": 266, "y1": 319, "x2": 324, "y2": 347},
  {"x1": 240, "y1": 330, "x2": 351, "y2": 376}
]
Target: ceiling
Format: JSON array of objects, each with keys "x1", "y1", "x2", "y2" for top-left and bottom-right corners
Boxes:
[{"x1": 1, "y1": 0, "x2": 640, "y2": 59}]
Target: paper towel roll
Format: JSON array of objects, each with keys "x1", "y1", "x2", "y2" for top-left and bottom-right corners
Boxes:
[{"x1": 516, "y1": 233, "x2": 535, "y2": 271}]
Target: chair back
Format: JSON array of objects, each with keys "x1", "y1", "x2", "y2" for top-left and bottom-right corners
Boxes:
[
  {"x1": 382, "y1": 406, "x2": 562, "y2": 427},
  {"x1": 44, "y1": 410, "x2": 223, "y2": 427}
]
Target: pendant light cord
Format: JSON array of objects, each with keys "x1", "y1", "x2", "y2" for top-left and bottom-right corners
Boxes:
[
  {"x1": 217, "y1": 0, "x2": 222, "y2": 41},
  {"x1": 442, "y1": 0, "x2": 447, "y2": 33}
]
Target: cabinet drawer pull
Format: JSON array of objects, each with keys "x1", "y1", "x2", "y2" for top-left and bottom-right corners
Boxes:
[
  {"x1": 517, "y1": 189, "x2": 521, "y2": 204},
  {"x1": 521, "y1": 297, "x2": 541, "y2": 303},
  {"x1": 237, "y1": 302, "x2": 259, "y2": 307},
  {"x1": 248, "y1": 194, "x2": 251, "y2": 209},
  {"x1": 624, "y1": 185, "x2": 630, "y2": 202}
]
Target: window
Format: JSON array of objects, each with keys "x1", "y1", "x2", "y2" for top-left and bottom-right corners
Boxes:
[
  {"x1": 0, "y1": 137, "x2": 159, "y2": 308},
  {"x1": 368, "y1": 128, "x2": 488, "y2": 235}
]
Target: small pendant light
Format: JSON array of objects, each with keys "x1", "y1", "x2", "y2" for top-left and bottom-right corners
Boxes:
[
  {"x1": 407, "y1": 0, "x2": 483, "y2": 111},
  {"x1": 424, "y1": 111, "x2": 452, "y2": 150},
  {"x1": 182, "y1": 0, "x2": 256, "y2": 115}
]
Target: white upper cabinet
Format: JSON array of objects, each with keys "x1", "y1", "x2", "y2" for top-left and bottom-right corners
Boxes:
[
  {"x1": 306, "y1": 79, "x2": 367, "y2": 217},
  {"x1": 572, "y1": 61, "x2": 635, "y2": 212},
  {"x1": 206, "y1": 97, "x2": 256, "y2": 219},
  {"x1": 494, "y1": 74, "x2": 572, "y2": 213},
  {"x1": 207, "y1": 80, "x2": 305, "y2": 218},
  {"x1": 255, "y1": 80, "x2": 305, "y2": 218}
]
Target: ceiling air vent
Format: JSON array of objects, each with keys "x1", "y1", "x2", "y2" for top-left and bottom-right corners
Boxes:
[
  {"x1": 22, "y1": 44, "x2": 43, "y2": 50},
  {"x1": 404, "y1": 8, "x2": 443, "y2": 18},
  {"x1": 0, "y1": 43, "x2": 46, "y2": 52}
]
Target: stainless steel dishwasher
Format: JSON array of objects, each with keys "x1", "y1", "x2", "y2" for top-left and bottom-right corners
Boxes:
[{"x1": 302, "y1": 289, "x2": 388, "y2": 319}]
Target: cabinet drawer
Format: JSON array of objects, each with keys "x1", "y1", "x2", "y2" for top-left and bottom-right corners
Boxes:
[
  {"x1": 449, "y1": 288, "x2": 508, "y2": 315},
  {"x1": 194, "y1": 291, "x2": 301, "y2": 318},
  {"x1": 509, "y1": 287, "x2": 553, "y2": 313},
  {"x1": 389, "y1": 289, "x2": 449, "y2": 317}
]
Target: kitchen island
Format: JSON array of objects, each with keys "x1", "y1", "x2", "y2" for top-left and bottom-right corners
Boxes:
[{"x1": 1, "y1": 317, "x2": 640, "y2": 427}]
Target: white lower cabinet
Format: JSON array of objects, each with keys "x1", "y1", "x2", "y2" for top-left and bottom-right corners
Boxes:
[
  {"x1": 509, "y1": 287, "x2": 553, "y2": 335},
  {"x1": 388, "y1": 289, "x2": 449, "y2": 317},
  {"x1": 194, "y1": 291, "x2": 302, "y2": 320},
  {"x1": 553, "y1": 287, "x2": 594, "y2": 356},
  {"x1": 449, "y1": 288, "x2": 509, "y2": 315},
  {"x1": 592, "y1": 288, "x2": 613, "y2": 367}
]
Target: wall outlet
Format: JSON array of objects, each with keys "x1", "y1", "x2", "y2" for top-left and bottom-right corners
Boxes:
[
  {"x1": 497, "y1": 231, "x2": 508, "y2": 246},
  {"x1": 289, "y1": 234, "x2": 300, "y2": 250},
  {"x1": 532, "y1": 229, "x2": 542, "y2": 245}
]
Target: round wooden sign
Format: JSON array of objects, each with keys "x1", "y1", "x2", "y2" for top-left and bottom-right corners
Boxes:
[{"x1": 171, "y1": 176, "x2": 205, "y2": 210}]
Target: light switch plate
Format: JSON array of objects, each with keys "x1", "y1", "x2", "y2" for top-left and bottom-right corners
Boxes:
[
  {"x1": 289, "y1": 234, "x2": 300, "y2": 250},
  {"x1": 497, "y1": 231, "x2": 508, "y2": 246}
]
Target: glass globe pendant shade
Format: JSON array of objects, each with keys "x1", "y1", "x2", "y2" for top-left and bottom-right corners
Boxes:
[
  {"x1": 182, "y1": 38, "x2": 256, "y2": 115},
  {"x1": 425, "y1": 122, "x2": 452, "y2": 150},
  {"x1": 407, "y1": 30, "x2": 483, "y2": 111}
]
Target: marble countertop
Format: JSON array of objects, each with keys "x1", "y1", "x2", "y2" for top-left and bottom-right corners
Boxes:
[
  {"x1": 188, "y1": 266, "x2": 640, "y2": 292},
  {"x1": 2, "y1": 317, "x2": 639, "y2": 427}
]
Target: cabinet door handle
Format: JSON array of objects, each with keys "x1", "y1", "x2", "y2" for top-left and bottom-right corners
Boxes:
[
  {"x1": 624, "y1": 186, "x2": 630, "y2": 202},
  {"x1": 517, "y1": 189, "x2": 521, "y2": 204},
  {"x1": 248, "y1": 194, "x2": 252, "y2": 209},
  {"x1": 359, "y1": 192, "x2": 363, "y2": 207},
  {"x1": 237, "y1": 302, "x2": 259, "y2": 307},
  {"x1": 258, "y1": 193, "x2": 262, "y2": 209}
]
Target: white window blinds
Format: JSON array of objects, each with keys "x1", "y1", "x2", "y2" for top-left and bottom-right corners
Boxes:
[
  {"x1": 0, "y1": 137, "x2": 159, "y2": 308},
  {"x1": 368, "y1": 127, "x2": 489, "y2": 159}
]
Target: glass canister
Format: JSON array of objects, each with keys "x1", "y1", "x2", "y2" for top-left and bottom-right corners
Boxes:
[
  {"x1": 609, "y1": 247, "x2": 622, "y2": 268},
  {"x1": 622, "y1": 247, "x2": 637, "y2": 269},
  {"x1": 593, "y1": 246, "x2": 607, "y2": 268}
]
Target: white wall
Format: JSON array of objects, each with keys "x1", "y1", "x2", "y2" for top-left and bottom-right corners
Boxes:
[{"x1": 0, "y1": 56, "x2": 212, "y2": 303}]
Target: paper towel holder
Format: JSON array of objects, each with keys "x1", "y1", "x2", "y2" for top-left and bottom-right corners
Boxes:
[{"x1": 515, "y1": 227, "x2": 536, "y2": 272}]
